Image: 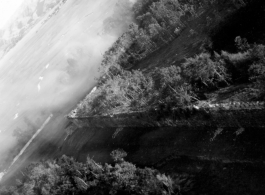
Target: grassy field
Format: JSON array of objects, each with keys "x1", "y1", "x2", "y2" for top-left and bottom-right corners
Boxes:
[{"x1": 0, "y1": 0, "x2": 124, "y2": 184}]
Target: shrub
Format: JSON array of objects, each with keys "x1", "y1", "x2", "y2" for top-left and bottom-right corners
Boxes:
[
  {"x1": 248, "y1": 44, "x2": 265, "y2": 79},
  {"x1": 75, "y1": 64, "x2": 195, "y2": 116},
  {"x1": 220, "y1": 50, "x2": 251, "y2": 82},
  {"x1": 248, "y1": 44, "x2": 265, "y2": 100},
  {"x1": 100, "y1": 68, "x2": 155, "y2": 113},
  {"x1": 182, "y1": 52, "x2": 230, "y2": 89},
  {"x1": 110, "y1": 149, "x2": 127, "y2": 162},
  {"x1": 218, "y1": 38, "x2": 265, "y2": 99},
  {"x1": 234, "y1": 36, "x2": 250, "y2": 51},
  {"x1": 77, "y1": 66, "x2": 155, "y2": 116},
  {"x1": 220, "y1": 39, "x2": 265, "y2": 84},
  {"x1": 152, "y1": 65, "x2": 195, "y2": 105}
]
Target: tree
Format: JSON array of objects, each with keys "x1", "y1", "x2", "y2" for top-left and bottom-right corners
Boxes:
[
  {"x1": 235, "y1": 36, "x2": 250, "y2": 51},
  {"x1": 0, "y1": 151, "x2": 191, "y2": 195},
  {"x1": 182, "y1": 52, "x2": 230, "y2": 88},
  {"x1": 152, "y1": 65, "x2": 194, "y2": 105}
]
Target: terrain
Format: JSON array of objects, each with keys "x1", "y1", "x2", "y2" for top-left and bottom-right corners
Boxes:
[
  {"x1": 0, "y1": 0, "x2": 265, "y2": 194},
  {"x1": 0, "y1": 0, "x2": 128, "y2": 184}
]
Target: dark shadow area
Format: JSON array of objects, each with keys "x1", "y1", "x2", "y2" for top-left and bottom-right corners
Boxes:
[{"x1": 211, "y1": 0, "x2": 265, "y2": 52}]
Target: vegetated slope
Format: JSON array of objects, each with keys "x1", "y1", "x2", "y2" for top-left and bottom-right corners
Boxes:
[
  {"x1": 0, "y1": 0, "x2": 129, "y2": 187},
  {"x1": 132, "y1": 1, "x2": 238, "y2": 71},
  {"x1": 72, "y1": 0, "x2": 262, "y2": 118}
]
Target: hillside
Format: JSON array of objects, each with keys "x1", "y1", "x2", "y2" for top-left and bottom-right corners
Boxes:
[
  {"x1": 1, "y1": 0, "x2": 265, "y2": 194},
  {"x1": 71, "y1": 0, "x2": 262, "y2": 118}
]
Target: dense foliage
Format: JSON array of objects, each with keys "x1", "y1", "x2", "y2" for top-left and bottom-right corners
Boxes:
[
  {"x1": 102, "y1": 0, "x2": 219, "y2": 70},
  {"x1": 75, "y1": 63, "x2": 195, "y2": 116},
  {"x1": 76, "y1": 0, "x2": 231, "y2": 116},
  {"x1": 182, "y1": 52, "x2": 230, "y2": 89},
  {"x1": 73, "y1": 0, "x2": 264, "y2": 116},
  {"x1": 0, "y1": 150, "x2": 193, "y2": 195},
  {"x1": 183, "y1": 36, "x2": 265, "y2": 99},
  {"x1": 222, "y1": 37, "x2": 265, "y2": 99},
  {"x1": 91, "y1": 36, "x2": 265, "y2": 115}
]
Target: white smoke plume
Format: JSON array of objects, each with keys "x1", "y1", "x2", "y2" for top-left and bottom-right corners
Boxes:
[{"x1": 0, "y1": 0, "x2": 135, "y2": 182}]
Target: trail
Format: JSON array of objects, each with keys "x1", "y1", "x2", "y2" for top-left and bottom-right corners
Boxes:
[{"x1": 8, "y1": 114, "x2": 53, "y2": 170}]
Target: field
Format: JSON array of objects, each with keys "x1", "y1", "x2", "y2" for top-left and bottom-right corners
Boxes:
[{"x1": 0, "y1": 0, "x2": 122, "y2": 184}]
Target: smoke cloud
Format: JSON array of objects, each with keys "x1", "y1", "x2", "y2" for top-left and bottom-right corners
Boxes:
[{"x1": 0, "y1": 0, "x2": 134, "y2": 178}]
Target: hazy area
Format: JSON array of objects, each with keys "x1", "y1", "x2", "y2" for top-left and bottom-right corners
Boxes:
[{"x1": 0, "y1": 0, "x2": 132, "y2": 173}]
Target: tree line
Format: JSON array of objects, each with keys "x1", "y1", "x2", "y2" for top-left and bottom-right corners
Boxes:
[
  {"x1": 72, "y1": 0, "x2": 264, "y2": 117},
  {"x1": 0, "y1": 150, "x2": 193, "y2": 195}
]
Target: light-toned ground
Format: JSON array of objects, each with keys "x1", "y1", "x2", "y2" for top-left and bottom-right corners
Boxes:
[{"x1": 0, "y1": 0, "x2": 122, "y2": 183}]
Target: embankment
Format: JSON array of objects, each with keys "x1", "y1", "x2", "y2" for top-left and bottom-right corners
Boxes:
[{"x1": 62, "y1": 103, "x2": 265, "y2": 193}]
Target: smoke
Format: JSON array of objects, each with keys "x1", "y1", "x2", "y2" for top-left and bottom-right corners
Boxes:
[
  {"x1": 0, "y1": 0, "x2": 134, "y2": 178},
  {"x1": 9, "y1": 114, "x2": 53, "y2": 170}
]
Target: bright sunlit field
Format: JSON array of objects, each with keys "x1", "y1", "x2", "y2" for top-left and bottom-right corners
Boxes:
[{"x1": 0, "y1": 0, "x2": 121, "y2": 182}]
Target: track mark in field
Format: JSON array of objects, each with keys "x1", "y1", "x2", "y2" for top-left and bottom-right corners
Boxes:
[
  {"x1": 38, "y1": 83, "x2": 41, "y2": 92},
  {"x1": 13, "y1": 113, "x2": 19, "y2": 120},
  {"x1": 8, "y1": 114, "x2": 53, "y2": 170},
  {"x1": 85, "y1": 12, "x2": 94, "y2": 17}
]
